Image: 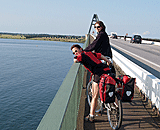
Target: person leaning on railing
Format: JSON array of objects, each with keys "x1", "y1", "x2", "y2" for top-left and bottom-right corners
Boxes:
[
  {"x1": 84, "y1": 21, "x2": 112, "y2": 59},
  {"x1": 71, "y1": 44, "x2": 111, "y2": 122}
]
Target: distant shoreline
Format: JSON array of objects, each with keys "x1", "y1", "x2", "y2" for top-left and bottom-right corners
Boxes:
[{"x1": 0, "y1": 34, "x2": 85, "y2": 43}]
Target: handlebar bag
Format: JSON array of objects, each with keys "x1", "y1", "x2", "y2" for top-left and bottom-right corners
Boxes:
[
  {"x1": 117, "y1": 75, "x2": 135, "y2": 102},
  {"x1": 99, "y1": 74, "x2": 116, "y2": 103}
]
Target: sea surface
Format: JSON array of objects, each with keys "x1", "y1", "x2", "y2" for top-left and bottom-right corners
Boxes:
[{"x1": 0, "y1": 39, "x2": 82, "y2": 130}]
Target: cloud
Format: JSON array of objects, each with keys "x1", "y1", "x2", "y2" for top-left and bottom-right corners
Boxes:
[
  {"x1": 142, "y1": 31, "x2": 150, "y2": 35},
  {"x1": 132, "y1": 32, "x2": 139, "y2": 35}
]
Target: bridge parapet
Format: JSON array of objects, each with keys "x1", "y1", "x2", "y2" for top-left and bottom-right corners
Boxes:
[
  {"x1": 111, "y1": 46, "x2": 160, "y2": 111},
  {"x1": 36, "y1": 36, "x2": 90, "y2": 130}
]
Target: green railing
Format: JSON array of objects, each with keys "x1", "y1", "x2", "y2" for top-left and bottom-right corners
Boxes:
[{"x1": 36, "y1": 36, "x2": 90, "y2": 130}]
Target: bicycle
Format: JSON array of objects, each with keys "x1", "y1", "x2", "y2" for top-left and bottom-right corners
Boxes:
[{"x1": 86, "y1": 56, "x2": 123, "y2": 130}]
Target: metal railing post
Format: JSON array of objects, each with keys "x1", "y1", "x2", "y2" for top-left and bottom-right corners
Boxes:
[{"x1": 88, "y1": 14, "x2": 99, "y2": 44}]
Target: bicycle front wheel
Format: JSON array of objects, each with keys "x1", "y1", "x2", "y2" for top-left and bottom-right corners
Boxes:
[
  {"x1": 107, "y1": 92, "x2": 123, "y2": 130},
  {"x1": 86, "y1": 81, "x2": 102, "y2": 113}
]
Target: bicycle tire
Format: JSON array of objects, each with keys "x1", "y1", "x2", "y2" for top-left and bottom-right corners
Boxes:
[
  {"x1": 107, "y1": 92, "x2": 123, "y2": 130},
  {"x1": 86, "y1": 81, "x2": 102, "y2": 113}
]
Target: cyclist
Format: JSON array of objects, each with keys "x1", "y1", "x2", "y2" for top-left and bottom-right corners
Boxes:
[
  {"x1": 71, "y1": 44, "x2": 111, "y2": 122},
  {"x1": 124, "y1": 35, "x2": 127, "y2": 41}
]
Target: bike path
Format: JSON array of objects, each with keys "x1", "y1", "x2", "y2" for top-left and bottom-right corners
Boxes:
[
  {"x1": 82, "y1": 86, "x2": 159, "y2": 130},
  {"x1": 77, "y1": 66, "x2": 160, "y2": 130}
]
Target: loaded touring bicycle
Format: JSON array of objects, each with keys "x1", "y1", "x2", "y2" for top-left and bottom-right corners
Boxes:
[{"x1": 86, "y1": 56, "x2": 135, "y2": 130}]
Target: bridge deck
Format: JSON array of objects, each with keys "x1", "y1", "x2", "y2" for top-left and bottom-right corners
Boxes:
[{"x1": 77, "y1": 65, "x2": 160, "y2": 130}]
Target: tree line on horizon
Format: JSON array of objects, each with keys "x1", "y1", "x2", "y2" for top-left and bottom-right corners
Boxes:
[{"x1": 0, "y1": 32, "x2": 85, "y2": 39}]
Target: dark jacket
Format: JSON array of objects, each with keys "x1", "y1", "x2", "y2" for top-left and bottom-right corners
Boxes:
[{"x1": 84, "y1": 30, "x2": 112, "y2": 58}]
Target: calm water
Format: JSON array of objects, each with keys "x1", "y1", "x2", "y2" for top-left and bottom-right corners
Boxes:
[{"x1": 0, "y1": 39, "x2": 81, "y2": 130}]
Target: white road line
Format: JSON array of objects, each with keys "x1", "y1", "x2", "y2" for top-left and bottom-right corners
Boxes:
[{"x1": 110, "y1": 42, "x2": 160, "y2": 68}]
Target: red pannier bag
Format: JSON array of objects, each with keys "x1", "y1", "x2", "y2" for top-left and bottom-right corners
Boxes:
[
  {"x1": 117, "y1": 75, "x2": 136, "y2": 102},
  {"x1": 99, "y1": 74, "x2": 116, "y2": 103}
]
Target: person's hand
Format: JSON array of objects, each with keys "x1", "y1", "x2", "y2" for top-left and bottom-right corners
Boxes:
[
  {"x1": 107, "y1": 61, "x2": 109, "y2": 66},
  {"x1": 107, "y1": 60, "x2": 111, "y2": 66},
  {"x1": 74, "y1": 59, "x2": 78, "y2": 63}
]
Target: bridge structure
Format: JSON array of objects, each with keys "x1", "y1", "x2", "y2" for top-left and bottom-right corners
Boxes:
[{"x1": 36, "y1": 14, "x2": 160, "y2": 130}]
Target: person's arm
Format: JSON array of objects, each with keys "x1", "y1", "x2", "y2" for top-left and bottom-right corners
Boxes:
[
  {"x1": 73, "y1": 55, "x2": 82, "y2": 63},
  {"x1": 84, "y1": 33, "x2": 102, "y2": 51}
]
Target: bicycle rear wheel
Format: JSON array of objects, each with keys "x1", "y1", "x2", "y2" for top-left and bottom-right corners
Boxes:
[
  {"x1": 107, "y1": 92, "x2": 123, "y2": 130},
  {"x1": 86, "y1": 81, "x2": 102, "y2": 113}
]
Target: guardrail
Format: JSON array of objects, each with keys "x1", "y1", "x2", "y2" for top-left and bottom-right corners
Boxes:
[
  {"x1": 118, "y1": 36, "x2": 160, "y2": 46},
  {"x1": 36, "y1": 37, "x2": 89, "y2": 130},
  {"x1": 112, "y1": 48, "x2": 160, "y2": 111}
]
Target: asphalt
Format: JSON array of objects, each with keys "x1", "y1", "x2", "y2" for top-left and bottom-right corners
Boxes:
[{"x1": 76, "y1": 62, "x2": 160, "y2": 130}]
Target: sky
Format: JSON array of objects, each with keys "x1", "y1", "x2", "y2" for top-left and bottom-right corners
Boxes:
[{"x1": 0, "y1": 0, "x2": 160, "y2": 39}]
